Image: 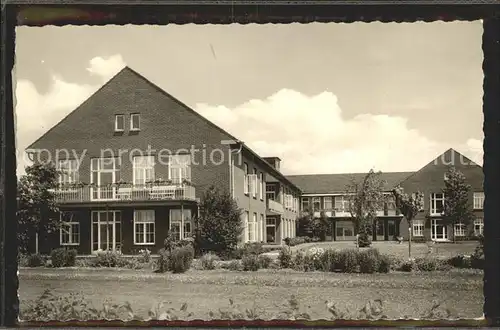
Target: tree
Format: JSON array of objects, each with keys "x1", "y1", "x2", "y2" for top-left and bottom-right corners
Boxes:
[
  {"x1": 345, "y1": 170, "x2": 386, "y2": 247},
  {"x1": 195, "y1": 185, "x2": 243, "y2": 255},
  {"x1": 311, "y1": 211, "x2": 330, "y2": 241},
  {"x1": 17, "y1": 163, "x2": 60, "y2": 253},
  {"x1": 392, "y1": 186, "x2": 423, "y2": 258},
  {"x1": 442, "y1": 167, "x2": 475, "y2": 243},
  {"x1": 297, "y1": 209, "x2": 314, "y2": 238}
]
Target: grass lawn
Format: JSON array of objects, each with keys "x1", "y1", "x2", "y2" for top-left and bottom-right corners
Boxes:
[
  {"x1": 19, "y1": 267, "x2": 483, "y2": 321},
  {"x1": 265, "y1": 241, "x2": 479, "y2": 259}
]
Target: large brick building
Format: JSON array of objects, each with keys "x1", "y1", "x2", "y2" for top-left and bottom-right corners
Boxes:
[
  {"x1": 26, "y1": 67, "x2": 301, "y2": 255},
  {"x1": 25, "y1": 67, "x2": 484, "y2": 255},
  {"x1": 288, "y1": 149, "x2": 484, "y2": 242}
]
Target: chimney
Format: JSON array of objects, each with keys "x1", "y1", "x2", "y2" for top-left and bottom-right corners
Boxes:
[{"x1": 263, "y1": 157, "x2": 281, "y2": 172}]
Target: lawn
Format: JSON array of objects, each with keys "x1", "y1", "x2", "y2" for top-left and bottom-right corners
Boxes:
[
  {"x1": 265, "y1": 241, "x2": 479, "y2": 259},
  {"x1": 19, "y1": 267, "x2": 484, "y2": 321}
]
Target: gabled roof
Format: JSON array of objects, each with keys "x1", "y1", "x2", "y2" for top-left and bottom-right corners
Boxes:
[
  {"x1": 397, "y1": 148, "x2": 483, "y2": 186},
  {"x1": 287, "y1": 172, "x2": 414, "y2": 195},
  {"x1": 27, "y1": 66, "x2": 300, "y2": 191}
]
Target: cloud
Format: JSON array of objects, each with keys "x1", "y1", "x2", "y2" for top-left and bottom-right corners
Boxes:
[
  {"x1": 195, "y1": 90, "x2": 483, "y2": 175},
  {"x1": 15, "y1": 55, "x2": 126, "y2": 175},
  {"x1": 86, "y1": 54, "x2": 126, "y2": 80}
]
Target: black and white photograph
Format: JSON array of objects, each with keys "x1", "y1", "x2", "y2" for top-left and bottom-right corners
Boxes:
[{"x1": 14, "y1": 21, "x2": 485, "y2": 321}]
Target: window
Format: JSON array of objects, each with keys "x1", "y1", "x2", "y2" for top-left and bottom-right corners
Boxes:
[
  {"x1": 243, "y1": 211, "x2": 249, "y2": 241},
  {"x1": 412, "y1": 219, "x2": 424, "y2": 237},
  {"x1": 57, "y1": 159, "x2": 79, "y2": 185},
  {"x1": 430, "y1": 193, "x2": 445, "y2": 215},
  {"x1": 444, "y1": 173, "x2": 449, "y2": 181},
  {"x1": 169, "y1": 154, "x2": 191, "y2": 184},
  {"x1": 115, "y1": 114, "x2": 125, "y2": 132},
  {"x1": 170, "y1": 209, "x2": 192, "y2": 241},
  {"x1": 260, "y1": 214, "x2": 264, "y2": 241},
  {"x1": 473, "y1": 192, "x2": 484, "y2": 210},
  {"x1": 454, "y1": 222, "x2": 466, "y2": 237},
  {"x1": 134, "y1": 210, "x2": 155, "y2": 245},
  {"x1": 301, "y1": 197, "x2": 310, "y2": 211},
  {"x1": 90, "y1": 157, "x2": 121, "y2": 191},
  {"x1": 252, "y1": 168, "x2": 258, "y2": 198},
  {"x1": 60, "y1": 212, "x2": 80, "y2": 245},
  {"x1": 312, "y1": 197, "x2": 321, "y2": 211},
  {"x1": 243, "y1": 163, "x2": 249, "y2": 194},
  {"x1": 130, "y1": 113, "x2": 140, "y2": 131},
  {"x1": 474, "y1": 218, "x2": 484, "y2": 236},
  {"x1": 133, "y1": 156, "x2": 155, "y2": 185},
  {"x1": 334, "y1": 196, "x2": 349, "y2": 212},
  {"x1": 259, "y1": 173, "x2": 264, "y2": 200},
  {"x1": 248, "y1": 212, "x2": 257, "y2": 242},
  {"x1": 324, "y1": 197, "x2": 333, "y2": 210}
]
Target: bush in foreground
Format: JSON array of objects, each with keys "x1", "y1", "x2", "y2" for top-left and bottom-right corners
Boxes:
[
  {"x1": 242, "y1": 254, "x2": 260, "y2": 271},
  {"x1": 278, "y1": 247, "x2": 293, "y2": 269},
  {"x1": 50, "y1": 248, "x2": 77, "y2": 268},
  {"x1": 25, "y1": 253, "x2": 45, "y2": 267},
  {"x1": 200, "y1": 252, "x2": 220, "y2": 270},
  {"x1": 157, "y1": 245, "x2": 195, "y2": 274}
]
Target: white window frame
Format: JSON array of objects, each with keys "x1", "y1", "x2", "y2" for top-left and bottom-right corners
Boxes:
[
  {"x1": 252, "y1": 168, "x2": 258, "y2": 198},
  {"x1": 130, "y1": 113, "x2": 140, "y2": 131},
  {"x1": 474, "y1": 218, "x2": 484, "y2": 236},
  {"x1": 430, "y1": 193, "x2": 445, "y2": 215},
  {"x1": 473, "y1": 192, "x2": 484, "y2": 210},
  {"x1": 170, "y1": 209, "x2": 192, "y2": 241},
  {"x1": 133, "y1": 210, "x2": 156, "y2": 245},
  {"x1": 259, "y1": 173, "x2": 264, "y2": 200},
  {"x1": 334, "y1": 196, "x2": 350, "y2": 212},
  {"x1": 133, "y1": 155, "x2": 155, "y2": 185},
  {"x1": 243, "y1": 211, "x2": 249, "y2": 242},
  {"x1": 57, "y1": 159, "x2": 79, "y2": 186},
  {"x1": 247, "y1": 212, "x2": 257, "y2": 242},
  {"x1": 454, "y1": 222, "x2": 466, "y2": 237},
  {"x1": 243, "y1": 163, "x2": 249, "y2": 195},
  {"x1": 412, "y1": 219, "x2": 425, "y2": 237},
  {"x1": 60, "y1": 212, "x2": 80, "y2": 246},
  {"x1": 115, "y1": 114, "x2": 125, "y2": 132},
  {"x1": 168, "y1": 154, "x2": 191, "y2": 184},
  {"x1": 312, "y1": 197, "x2": 321, "y2": 211},
  {"x1": 323, "y1": 196, "x2": 333, "y2": 210},
  {"x1": 301, "y1": 197, "x2": 310, "y2": 211},
  {"x1": 91, "y1": 210, "x2": 122, "y2": 252}
]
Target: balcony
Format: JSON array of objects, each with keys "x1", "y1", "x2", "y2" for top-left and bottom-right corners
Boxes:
[
  {"x1": 267, "y1": 199, "x2": 284, "y2": 214},
  {"x1": 52, "y1": 182, "x2": 196, "y2": 204}
]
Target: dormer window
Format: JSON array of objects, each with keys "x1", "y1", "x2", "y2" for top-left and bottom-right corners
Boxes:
[
  {"x1": 130, "y1": 113, "x2": 140, "y2": 131},
  {"x1": 114, "y1": 115, "x2": 124, "y2": 132}
]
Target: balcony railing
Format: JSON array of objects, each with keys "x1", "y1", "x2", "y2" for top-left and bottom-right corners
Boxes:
[
  {"x1": 267, "y1": 199, "x2": 284, "y2": 214},
  {"x1": 52, "y1": 183, "x2": 196, "y2": 203}
]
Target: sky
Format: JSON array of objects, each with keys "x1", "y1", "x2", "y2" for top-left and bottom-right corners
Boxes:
[{"x1": 14, "y1": 22, "x2": 484, "y2": 176}]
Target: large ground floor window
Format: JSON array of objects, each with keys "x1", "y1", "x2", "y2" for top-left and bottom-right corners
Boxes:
[
  {"x1": 170, "y1": 209, "x2": 192, "y2": 241},
  {"x1": 91, "y1": 210, "x2": 122, "y2": 252},
  {"x1": 431, "y1": 218, "x2": 448, "y2": 241},
  {"x1": 335, "y1": 221, "x2": 355, "y2": 241},
  {"x1": 266, "y1": 217, "x2": 277, "y2": 243},
  {"x1": 60, "y1": 212, "x2": 80, "y2": 246},
  {"x1": 134, "y1": 210, "x2": 155, "y2": 245}
]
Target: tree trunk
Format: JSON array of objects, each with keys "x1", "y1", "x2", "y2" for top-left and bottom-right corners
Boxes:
[{"x1": 408, "y1": 219, "x2": 412, "y2": 259}]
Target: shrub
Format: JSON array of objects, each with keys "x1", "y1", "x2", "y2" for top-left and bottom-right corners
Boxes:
[
  {"x1": 196, "y1": 186, "x2": 243, "y2": 255},
  {"x1": 471, "y1": 254, "x2": 484, "y2": 270},
  {"x1": 292, "y1": 252, "x2": 306, "y2": 271},
  {"x1": 398, "y1": 259, "x2": 417, "y2": 272},
  {"x1": 287, "y1": 237, "x2": 308, "y2": 247},
  {"x1": 319, "y1": 249, "x2": 341, "y2": 272},
  {"x1": 169, "y1": 245, "x2": 195, "y2": 273},
  {"x1": 415, "y1": 257, "x2": 438, "y2": 271},
  {"x1": 358, "y1": 248, "x2": 381, "y2": 274},
  {"x1": 278, "y1": 247, "x2": 293, "y2": 269},
  {"x1": 200, "y1": 252, "x2": 220, "y2": 270},
  {"x1": 448, "y1": 254, "x2": 472, "y2": 269},
  {"x1": 242, "y1": 254, "x2": 260, "y2": 271},
  {"x1": 50, "y1": 248, "x2": 77, "y2": 268},
  {"x1": 138, "y1": 249, "x2": 152, "y2": 263},
  {"x1": 221, "y1": 260, "x2": 241, "y2": 271},
  {"x1": 93, "y1": 251, "x2": 128, "y2": 268},
  {"x1": 258, "y1": 255, "x2": 272, "y2": 269},
  {"x1": 377, "y1": 254, "x2": 392, "y2": 273},
  {"x1": 242, "y1": 242, "x2": 264, "y2": 256},
  {"x1": 338, "y1": 249, "x2": 359, "y2": 273},
  {"x1": 27, "y1": 253, "x2": 45, "y2": 267}
]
